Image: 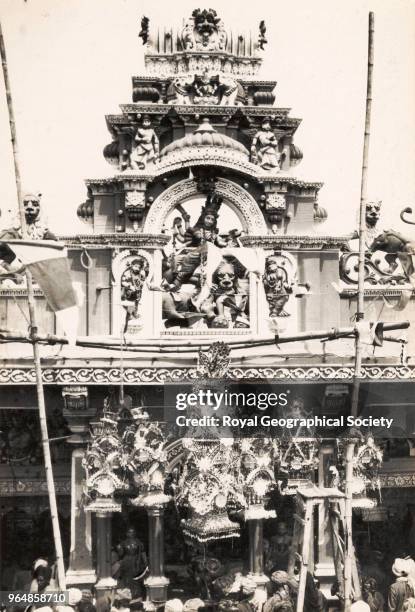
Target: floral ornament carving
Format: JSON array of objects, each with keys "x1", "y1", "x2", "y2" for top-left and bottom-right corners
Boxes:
[
  {"x1": 239, "y1": 436, "x2": 278, "y2": 519},
  {"x1": 335, "y1": 434, "x2": 383, "y2": 501},
  {"x1": 83, "y1": 400, "x2": 169, "y2": 510},
  {"x1": 123, "y1": 407, "x2": 170, "y2": 507},
  {"x1": 82, "y1": 406, "x2": 128, "y2": 511},
  {"x1": 197, "y1": 341, "x2": 231, "y2": 379},
  {"x1": 175, "y1": 438, "x2": 245, "y2": 542}
]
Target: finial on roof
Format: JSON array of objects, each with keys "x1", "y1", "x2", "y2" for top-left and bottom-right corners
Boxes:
[{"x1": 139, "y1": 16, "x2": 149, "y2": 45}]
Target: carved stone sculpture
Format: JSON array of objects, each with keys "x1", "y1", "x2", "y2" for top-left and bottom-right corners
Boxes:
[
  {"x1": 200, "y1": 258, "x2": 249, "y2": 328},
  {"x1": 162, "y1": 192, "x2": 228, "y2": 291},
  {"x1": 168, "y1": 72, "x2": 240, "y2": 106},
  {"x1": 369, "y1": 229, "x2": 415, "y2": 280},
  {"x1": 121, "y1": 256, "x2": 150, "y2": 333},
  {"x1": 262, "y1": 256, "x2": 292, "y2": 318},
  {"x1": 129, "y1": 116, "x2": 159, "y2": 170},
  {"x1": 181, "y1": 9, "x2": 227, "y2": 51},
  {"x1": 0, "y1": 193, "x2": 57, "y2": 286},
  {"x1": 0, "y1": 193, "x2": 56, "y2": 241},
  {"x1": 114, "y1": 527, "x2": 148, "y2": 598},
  {"x1": 251, "y1": 119, "x2": 281, "y2": 171}
]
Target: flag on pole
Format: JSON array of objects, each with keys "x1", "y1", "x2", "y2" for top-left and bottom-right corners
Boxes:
[{"x1": 0, "y1": 239, "x2": 80, "y2": 343}]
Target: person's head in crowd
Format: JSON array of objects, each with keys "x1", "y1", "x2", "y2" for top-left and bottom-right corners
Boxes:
[
  {"x1": 183, "y1": 599, "x2": 204, "y2": 612},
  {"x1": 113, "y1": 589, "x2": 132, "y2": 612},
  {"x1": 78, "y1": 600, "x2": 96, "y2": 612},
  {"x1": 81, "y1": 591, "x2": 93, "y2": 603},
  {"x1": 129, "y1": 600, "x2": 143, "y2": 612},
  {"x1": 34, "y1": 565, "x2": 52, "y2": 592},
  {"x1": 164, "y1": 599, "x2": 183, "y2": 612},
  {"x1": 240, "y1": 577, "x2": 256, "y2": 598},
  {"x1": 350, "y1": 601, "x2": 370, "y2": 612},
  {"x1": 403, "y1": 598, "x2": 415, "y2": 612},
  {"x1": 68, "y1": 588, "x2": 83, "y2": 612},
  {"x1": 362, "y1": 577, "x2": 378, "y2": 595},
  {"x1": 392, "y1": 558, "x2": 411, "y2": 578}
]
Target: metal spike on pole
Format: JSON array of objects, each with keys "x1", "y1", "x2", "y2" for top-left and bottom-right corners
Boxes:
[
  {"x1": 0, "y1": 20, "x2": 66, "y2": 590},
  {"x1": 344, "y1": 12, "x2": 375, "y2": 612}
]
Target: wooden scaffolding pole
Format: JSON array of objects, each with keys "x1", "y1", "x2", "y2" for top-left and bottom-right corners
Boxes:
[
  {"x1": 0, "y1": 20, "x2": 66, "y2": 590},
  {"x1": 344, "y1": 12, "x2": 375, "y2": 612}
]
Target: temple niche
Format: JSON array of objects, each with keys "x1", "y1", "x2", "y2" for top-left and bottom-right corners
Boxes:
[{"x1": 161, "y1": 194, "x2": 251, "y2": 331}]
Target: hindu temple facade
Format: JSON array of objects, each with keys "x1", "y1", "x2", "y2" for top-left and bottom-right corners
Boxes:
[{"x1": 1, "y1": 9, "x2": 415, "y2": 605}]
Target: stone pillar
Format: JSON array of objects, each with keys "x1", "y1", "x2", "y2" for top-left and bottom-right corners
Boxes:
[
  {"x1": 247, "y1": 519, "x2": 269, "y2": 591},
  {"x1": 66, "y1": 448, "x2": 96, "y2": 587},
  {"x1": 62, "y1": 386, "x2": 97, "y2": 587},
  {"x1": 144, "y1": 506, "x2": 169, "y2": 603},
  {"x1": 95, "y1": 512, "x2": 117, "y2": 594},
  {"x1": 314, "y1": 445, "x2": 336, "y2": 597}
]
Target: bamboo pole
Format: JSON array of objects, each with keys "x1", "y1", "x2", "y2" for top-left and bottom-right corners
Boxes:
[
  {"x1": 344, "y1": 12, "x2": 375, "y2": 612},
  {"x1": 0, "y1": 21, "x2": 66, "y2": 590},
  {"x1": 0, "y1": 320, "x2": 408, "y2": 351}
]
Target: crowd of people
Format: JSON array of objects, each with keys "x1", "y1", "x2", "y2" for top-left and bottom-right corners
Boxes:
[{"x1": 4, "y1": 552, "x2": 415, "y2": 612}]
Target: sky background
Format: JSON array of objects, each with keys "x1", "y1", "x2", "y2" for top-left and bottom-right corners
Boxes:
[{"x1": 0, "y1": 0, "x2": 414, "y2": 235}]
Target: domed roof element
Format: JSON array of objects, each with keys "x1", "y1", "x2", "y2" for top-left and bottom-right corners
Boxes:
[{"x1": 161, "y1": 119, "x2": 249, "y2": 157}]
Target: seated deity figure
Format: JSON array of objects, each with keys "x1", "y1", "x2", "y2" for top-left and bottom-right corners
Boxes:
[
  {"x1": 199, "y1": 257, "x2": 249, "y2": 328},
  {"x1": 129, "y1": 116, "x2": 159, "y2": 170},
  {"x1": 114, "y1": 527, "x2": 147, "y2": 598},
  {"x1": 251, "y1": 119, "x2": 281, "y2": 171}
]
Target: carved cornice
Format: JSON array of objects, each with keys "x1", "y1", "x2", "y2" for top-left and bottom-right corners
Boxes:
[
  {"x1": 0, "y1": 288, "x2": 44, "y2": 297},
  {"x1": 59, "y1": 234, "x2": 170, "y2": 248},
  {"x1": 107, "y1": 106, "x2": 300, "y2": 125},
  {"x1": 1, "y1": 364, "x2": 415, "y2": 385},
  {"x1": 0, "y1": 478, "x2": 71, "y2": 496},
  {"x1": 85, "y1": 176, "x2": 154, "y2": 193},
  {"x1": 240, "y1": 235, "x2": 349, "y2": 249},
  {"x1": 339, "y1": 286, "x2": 415, "y2": 298},
  {"x1": 156, "y1": 147, "x2": 259, "y2": 177},
  {"x1": 379, "y1": 473, "x2": 415, "y2": 488}
]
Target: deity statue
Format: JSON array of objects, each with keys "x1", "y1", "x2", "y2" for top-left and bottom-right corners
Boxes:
[
  {"x1": 120, "y1": 256, "x2": 150, "y2": 333},
  {"x1": 181, "y1": 9, "x2": 227, "y2": 51},
  {"x1": 129, "y1": 116, "x2": 159, "y2": 170},
  {"x1": 163, "y1": 193, "x2": 229, "y2": 291},
  {"x1": 114, "y1": 527, "x2": 147, "y2": 598},
  {"x1": 169, "y1": 72, "x2": 239, "y2": 106},
  {"x1": 0, "y1": 193, "x2": 57, "y2": 241},
  {"x1": 262, "y1": 256, "x2": 292, "y2": 318},
  {"x1": 266, "y1": 522, "x2": 292, "y2": 572},
  {"x1": 251, "y1": 119, "x2": 281, "y2": 171},
  {"x1": 161, "y1": 193, "x2": 250, "y2": 328},
  {"x1": 199, "y1": 258, "x2": 249, "y2": 328},
  {"x1": 0, "y1": 193, "x2": 57, "y2": 285}
]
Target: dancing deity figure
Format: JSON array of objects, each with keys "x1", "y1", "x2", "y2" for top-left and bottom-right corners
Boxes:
[{"x1": 121, "y1": 257, "x2": 149, "y2": 333}]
